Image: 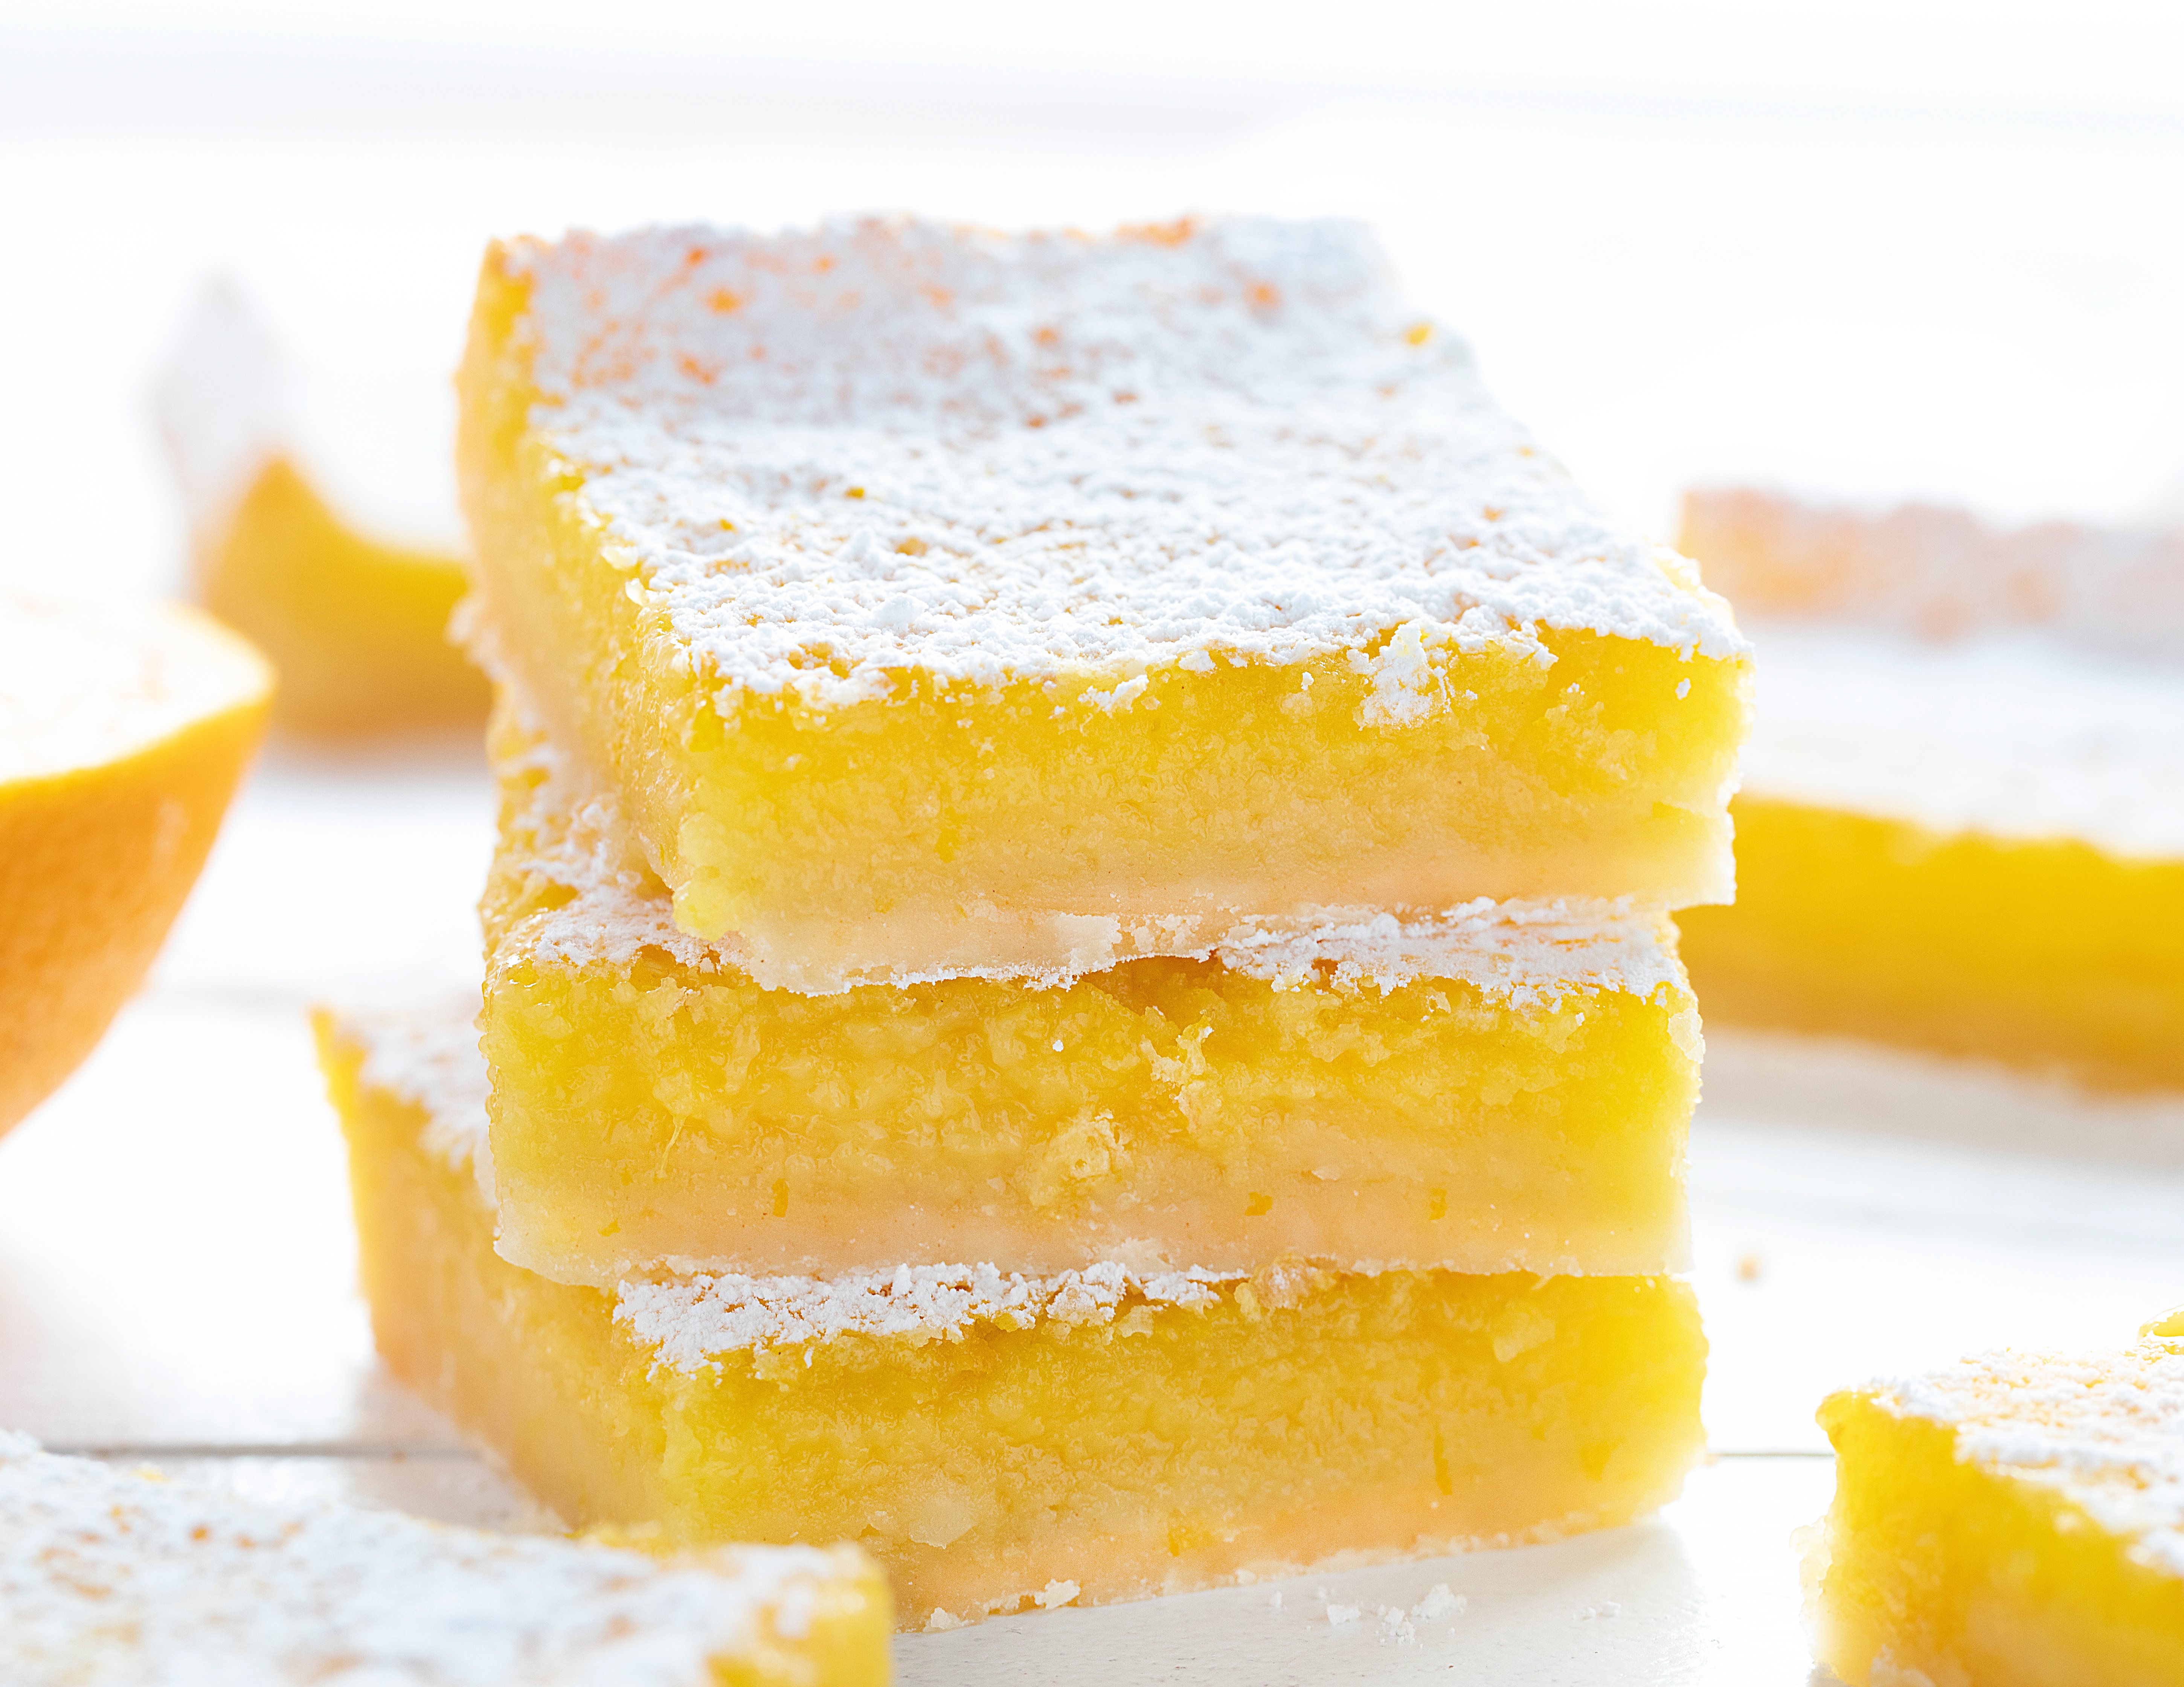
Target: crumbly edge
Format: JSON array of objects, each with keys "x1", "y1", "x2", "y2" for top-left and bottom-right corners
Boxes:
[{"x1": 1862, "y1": 1341, "x2": 2184, "y2": 1579}]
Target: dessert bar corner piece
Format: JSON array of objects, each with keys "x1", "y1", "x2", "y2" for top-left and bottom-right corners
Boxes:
[
  {"x1": 0, "y1": 1432, "x2": 889, "y2": 1686},
  {"x1": 320, "y1": 1001, "x2": 1708, "y2": 1626},
  {"x1": 479, "y1": 697, "x2": 1701, "y2": 1285},
  {"x1": 1809, "y1": 1336, "x2": 2184, "y2": 1687},
  {"x1": 458, "y1": 215, "x2": 1751, "y2": 987}
]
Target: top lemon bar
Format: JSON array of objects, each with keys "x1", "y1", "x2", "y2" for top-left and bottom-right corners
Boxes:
[{"x1": 460, "y1": 216, "x2": 1752, "y2": 988}]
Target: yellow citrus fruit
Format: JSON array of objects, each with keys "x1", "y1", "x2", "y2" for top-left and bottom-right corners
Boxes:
[{"x1": 0, "y1": 592, "x2": 273, "y2": 1138}]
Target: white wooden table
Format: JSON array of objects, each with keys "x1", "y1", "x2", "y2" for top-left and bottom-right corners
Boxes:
[{"x1": 6, "y1": 755, "x2": 2181, "y2": 1682}]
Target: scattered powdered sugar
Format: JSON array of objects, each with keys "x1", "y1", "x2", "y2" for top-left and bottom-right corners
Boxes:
[
  {"x1": 495, "y1": 216, "x2": 1744, "y2": 715},
  {"x1": 1740, "y1": 621, "x2": 2184, "y2": 858},
  {"x1": 1871, "y1": 1339, "x2": 2184, "y2": 1579},
  {"x1": 1212, "y1": 899, "x2": 1684, "y2": 1006},
  {"x1": 0, "y1": 1430, "x2": 866, "y2": 1686},
  {"x1": 337, "y1": 1000, "x2": 496, "y2": 1204},
  {"x1": 1682, "y1": 487, "x2": 2184, "y2": 666},
  {"x1": 616, "y1": 1259, "x2": 1234, "y2": 1372}
]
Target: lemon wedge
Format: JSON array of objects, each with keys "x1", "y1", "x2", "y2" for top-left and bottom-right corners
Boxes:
[{"x1": 0, "y1": 592, "x2": 271, "y2": 1136}]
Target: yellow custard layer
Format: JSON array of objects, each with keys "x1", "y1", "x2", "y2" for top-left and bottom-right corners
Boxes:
[
  {"x1": 483, "y1": 704, "x2": 1700, "y2": 1284},
  {"x1": 322, "y1": 1005, "x2": 1708, "y2": 1628},
  {"x1": 1810, "y1": 1338, "x2": 2184, "y2": 1687},
  {"x1": 457, "y1": 221, "x2": 1750, "y2": 987},
  {"x1": 1677, "y1": 798, "x2": 2184, "y2": 1090}
]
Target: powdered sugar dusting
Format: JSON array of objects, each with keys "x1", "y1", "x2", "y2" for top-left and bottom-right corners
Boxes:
[
  {"x1": 1870, "y1": 1339, "x2": 2184, "y2": 1579},
  {"x1": 1213, "y1": 900, "x2": 1685, "y2": 1006},
  {"x1": 617, "y1": 1260, "x2": 1234, "y2": 1372},
  {"x1": 496, "y1": 216, "x2": 1743, "y2": 714},
  {"x1": 1741, "y1": 622, "x2": 2184, "y2": 858},
  {"x1": 336, "y1": 1001, "x2": 496, "y2": 1203},
  {"x1": 0, "y1": 1430, "x2": 871, "y2": 1685}
]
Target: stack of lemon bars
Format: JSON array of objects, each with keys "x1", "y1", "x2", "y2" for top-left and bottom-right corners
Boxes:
[{"x1": 315, "y1": 216, "x2": 1754, "y2": 1629}]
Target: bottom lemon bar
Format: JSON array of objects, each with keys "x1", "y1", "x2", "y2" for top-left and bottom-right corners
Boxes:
[
  {"x1": 0, "y1": 1431, "x2": 888, "y2": 1686},
  {"x1": 319, "y1": 1003, "x2": 1707, "y2": 1626},
  {"x1": 1808, "y1": 1323, "x2": 2184, "y2": 1687}
]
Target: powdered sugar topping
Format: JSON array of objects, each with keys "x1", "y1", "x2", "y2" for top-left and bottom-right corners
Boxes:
[
  {"x1": 617, "y1": 1260, "x2": 1234, "y2": 1372},
  {"x1": 0, "y1": 1431, "x2": 870, "y2": 1685},
  {"x1": 1213, "y1": 899, "x2": 1686, "y2": 1006},
  {"x1": 338, "y1": 1000, "x2": 495, "y2": 1203},
  {"x1": 1871, "y1": 1339, "x2": 2184, "y2": 1579},
  {"x1": 497, "y1": 216, "x2": 1743, "y2": 713}
]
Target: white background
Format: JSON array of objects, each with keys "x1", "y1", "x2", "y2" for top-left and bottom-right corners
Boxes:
[{"x1": 5, "y1": 0, "x2": 2184, "y2": 603}]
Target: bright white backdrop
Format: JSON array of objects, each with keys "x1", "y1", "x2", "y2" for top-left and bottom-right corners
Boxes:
[{"x1": 5, "y1": 0, "x2": 2184, "y2": 602}]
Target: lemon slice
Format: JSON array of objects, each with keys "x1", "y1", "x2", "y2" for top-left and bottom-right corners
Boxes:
[{"x1": 0, "y1": 592, "x2": 272, "y2": 1136}]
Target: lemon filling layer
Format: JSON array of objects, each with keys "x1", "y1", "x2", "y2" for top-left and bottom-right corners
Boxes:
[
  {"x1": 1677, "y1": 795, "x2": 2184, "y2": 1090},
  {"x1": 484, "y1": 704, "x2": 1701, "y2": 1284},
  {"x1": 321, "y1": 1004, "x2": 1708, "y2": 1627},
  {"x1": 1810, "y1": 1338, "x2": 2184, "y2": 1687},
  {"x1": 458, "y1": 217, "x2": 1750, "y2": 983}
]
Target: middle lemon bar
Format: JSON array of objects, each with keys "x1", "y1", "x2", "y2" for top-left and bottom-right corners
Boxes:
[
  {"x1": 481, "y1": 702, "x2": 1701, "y2": 1286},
  {"x1": 457, "y1": 215, "x2": 1752, "y2": 988}
]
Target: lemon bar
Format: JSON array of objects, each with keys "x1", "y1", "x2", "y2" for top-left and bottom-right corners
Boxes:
[
  {"x1": 320, "y1": 1002, "x2": 1708, "y2": 1625},
  {"x1": 1675, "y1": 489, "x2": 2184, "y2": 1088},
  {"x1": 458, "y1": 217, "x2": 1752, "y2": 988},
  {"x1": 157, "y1": 282, "x2": 489, "y2": 736},
  {"x1": 0, "y1": 1432, "x2": 889, "y2": 1686},
  {"x1": 1807, "y1": 1322, "x2": 2184, "y2": 1687},
  {"x1": 480, "y1": 699, "x2": 1701, "y2": 1284}
]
